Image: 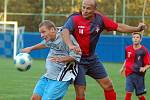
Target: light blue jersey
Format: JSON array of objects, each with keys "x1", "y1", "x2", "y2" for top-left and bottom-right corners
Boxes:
[
  {"x1": 41, "y1": 30, "x2": 81, "y2": 81},
  {"x1": 33, "y1": 29, "x2": 81, "y2": 100}
]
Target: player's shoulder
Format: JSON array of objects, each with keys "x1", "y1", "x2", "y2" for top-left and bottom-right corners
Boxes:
[
  {"x1": 65, "y1": 12, "x2": 81, "y2": 23},
  {"x1": 95, "y1": 11, "x2": 109, "y2": 20},
  {"x1": 67, "y1": 12, "x2": 81, "y2": 19},
  {"x1": 126, "y1": 45, "x2": 133, "y2": 49},
  {"x1": 95, "y1": 11, "x2": 103, "y2": 16},
  {"x1": 141, "y1": 45, "x2": 149, "y2": 52}
]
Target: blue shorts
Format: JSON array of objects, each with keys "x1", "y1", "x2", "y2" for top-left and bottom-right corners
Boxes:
[
  {"x1": 126, "y1": 73, "x2": 146, "y2": 96},
  {"x1": 33, "y1": 76, "x2": 70, "y2": 100},
  {"x1": 74, "y1": 55, "x2": 108, "y2": 85}
]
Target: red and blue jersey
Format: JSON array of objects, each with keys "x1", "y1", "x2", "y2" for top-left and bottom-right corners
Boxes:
[
  {"x1": 64, "y1": 12, "x2": 118, "y2": 56},
  {"x1": 125, "y1": 45, "x2": 150, "y2": 76}
]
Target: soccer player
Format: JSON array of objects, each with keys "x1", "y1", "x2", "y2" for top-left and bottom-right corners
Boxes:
[
  {"x1": 61, "y1": 0, "x2": 147, "y2": 100},
  {"x1": 120, "y1": 32, "x2": 150, "y2": 100},
  {"x1": 21, "y1": 20, "x2": 81, "y2": 100}
]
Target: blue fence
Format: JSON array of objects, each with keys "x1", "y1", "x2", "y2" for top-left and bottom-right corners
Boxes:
[{"x1": 0, "y1": 32, "x2": 150, "y2": 62}]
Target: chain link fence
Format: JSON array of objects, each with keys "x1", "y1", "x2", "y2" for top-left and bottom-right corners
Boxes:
[{"x1": 0, "y1": 0, "x2": 150, "y2": 34}]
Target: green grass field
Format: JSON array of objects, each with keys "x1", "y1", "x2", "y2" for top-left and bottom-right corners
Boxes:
[{"x1": 0, "y1": 57, "x2": 150, "y2": 100}]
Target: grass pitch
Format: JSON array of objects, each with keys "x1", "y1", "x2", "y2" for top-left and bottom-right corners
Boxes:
[{"x1": 0, "y1": 57, "x2": 150, "y2": 100}]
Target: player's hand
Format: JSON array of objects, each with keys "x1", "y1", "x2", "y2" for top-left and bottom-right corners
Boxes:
[
  {"x1": 139, "y1": 67, "x2": 146, "y2": 72},
  {"x1": 137, "y1": 23, "x2": 147, "y2": 32},
  {"x1": 21, "y1": 47, "x2": 32, "y2": 53},
  {"x1": 69, "y1": 45, "x2": 82, "y2": 55}
]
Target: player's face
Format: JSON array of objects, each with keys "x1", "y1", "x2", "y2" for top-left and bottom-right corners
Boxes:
[
  {"x1": 39, "y1": 26, "x2": 56, "y2": 42},
  {"x1": 132, "y1": 34, "x2": 142, "y2": 45},
  {"x1": 81, "y1": 0, "x2": 96, "y2": 19}
]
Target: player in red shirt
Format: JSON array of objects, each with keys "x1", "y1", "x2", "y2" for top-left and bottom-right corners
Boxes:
[
  {"x1": 62, "y1": 0, "x2": 147, "y2": 100},
  {"x1": 120, "y1": 32, "x2": 150, "y2": 100}
]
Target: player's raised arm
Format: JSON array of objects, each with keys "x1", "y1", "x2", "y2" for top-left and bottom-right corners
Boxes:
[
  {"x1": 21, "y1": 43, "x2": 47, "y2": 53},
  {"x1": 117, "y1": 23, "x2": 146, "y2": 33}
]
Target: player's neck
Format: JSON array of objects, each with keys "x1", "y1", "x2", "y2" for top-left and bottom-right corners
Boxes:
[{"x1": 133, "y1": 44, "x2": 141, "y2": 50}]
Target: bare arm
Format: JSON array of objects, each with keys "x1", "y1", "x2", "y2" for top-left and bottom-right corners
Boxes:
[
  {"x1": 61, "y1": 28, "x2": 81, "y2": 53},
  {"x1": 61, "y1": 29, "x2": 74, "y2": 48},
  {"x1": 30, "y1": 43, "x2": 47, "y2": 50},
  {"x1": 22, "y1": 43, "x2": 47, "y2": 53},
  {"x1": 120, "y1": 60, "x2": 126, "y2": 76},
  {"x1": 117, "y1": 23, "x2": 146, "y2": 33}
]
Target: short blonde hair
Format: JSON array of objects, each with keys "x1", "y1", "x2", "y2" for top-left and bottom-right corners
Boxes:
[{"x1": 39, "y1": 20, "x2": 56, "y2": 30}]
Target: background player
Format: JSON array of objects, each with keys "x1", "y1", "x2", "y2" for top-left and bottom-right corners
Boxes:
[{"x1": 120, "y1": 32, "x2": 150, "y2": 100}]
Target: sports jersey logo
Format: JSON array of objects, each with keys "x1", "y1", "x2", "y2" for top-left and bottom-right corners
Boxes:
[
  {"x1": 57, "y1": 61, "x2": 78, "y2": 81},
  {"x1": 138, "y1": 56, "x2": 141, "y2": 61},
  {"x1": 78, "y1": 26, "x2": 85, "y2": 34},
  {"x1": 128, "y1": 52, "x2": 132, "y2": 58},
  {"x1": 95, "y1": 25, "x2": 100, "y2": 33}
]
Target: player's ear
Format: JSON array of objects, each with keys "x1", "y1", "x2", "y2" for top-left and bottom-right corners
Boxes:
[{"x1": 51, "y1": 27, "x2": 55, "y2": 32}]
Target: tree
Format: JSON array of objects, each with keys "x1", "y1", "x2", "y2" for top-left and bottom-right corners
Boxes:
[{"x1": 0, "y1": 0, "x2": 149, "y2": 34}]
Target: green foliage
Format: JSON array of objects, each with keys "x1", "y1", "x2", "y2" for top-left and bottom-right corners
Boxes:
[{"x1": 0, "y1": 0, "x2": 150, "y2": 34}]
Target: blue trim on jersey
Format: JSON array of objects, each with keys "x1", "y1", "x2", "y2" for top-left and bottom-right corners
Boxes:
[
  {"x1": 64, "y1": 13, "x2": 105, "y2": 56},
  {"x1": 90, "y1": 14, "x2": 104, "y2": 54},
  {"x1": 64, "y1": 13, "x2": 80, "y2": 34}
]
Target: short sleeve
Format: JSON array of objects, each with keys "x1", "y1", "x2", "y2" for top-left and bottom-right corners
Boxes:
[
  {"x1": 102, "y1": 15, "x2": 118, "y2": 31},
  {"x1": 64, "y1": 17, "x2": 74, "y2": 33},
  {"x1": 144, "y1": 48, "x2": 150, "y2": 65}
]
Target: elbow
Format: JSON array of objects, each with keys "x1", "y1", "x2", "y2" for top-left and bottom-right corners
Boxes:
[
  {"x1": 117, "y1": 24, "x2": 126, "y2": 33},
  {"x1": 61, "y1": 28, "x2": 70, "y2": 39},
  {"x1": 62, "y1": 28, "x2": 69, "y2": 35},
  {"x1": 116, "y1": 24, "x2": 123, "y2": 32}
]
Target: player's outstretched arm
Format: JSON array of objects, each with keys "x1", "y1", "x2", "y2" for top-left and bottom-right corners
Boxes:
[
  {"x1": 117, "y1": 23, "x2": 146, "y2": 33},
  {"x1": 21, "y1": 43, "x2": 47, "y2": 53}
]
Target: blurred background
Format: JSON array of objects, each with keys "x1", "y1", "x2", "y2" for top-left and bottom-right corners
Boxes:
[
  {"x1": 0, "y1": 0, "x2": 150, "y2": 61},
  {"x1": 0, "y1": 0, "x2": 150, "y2": 100},
  {"x1": 0, "y1": 0, "x2": 150, "y2": 33}
]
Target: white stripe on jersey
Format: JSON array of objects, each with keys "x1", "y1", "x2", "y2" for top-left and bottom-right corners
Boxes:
[{"x1": 57, "y1": 61, "x2": 78, "y2": 81}]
